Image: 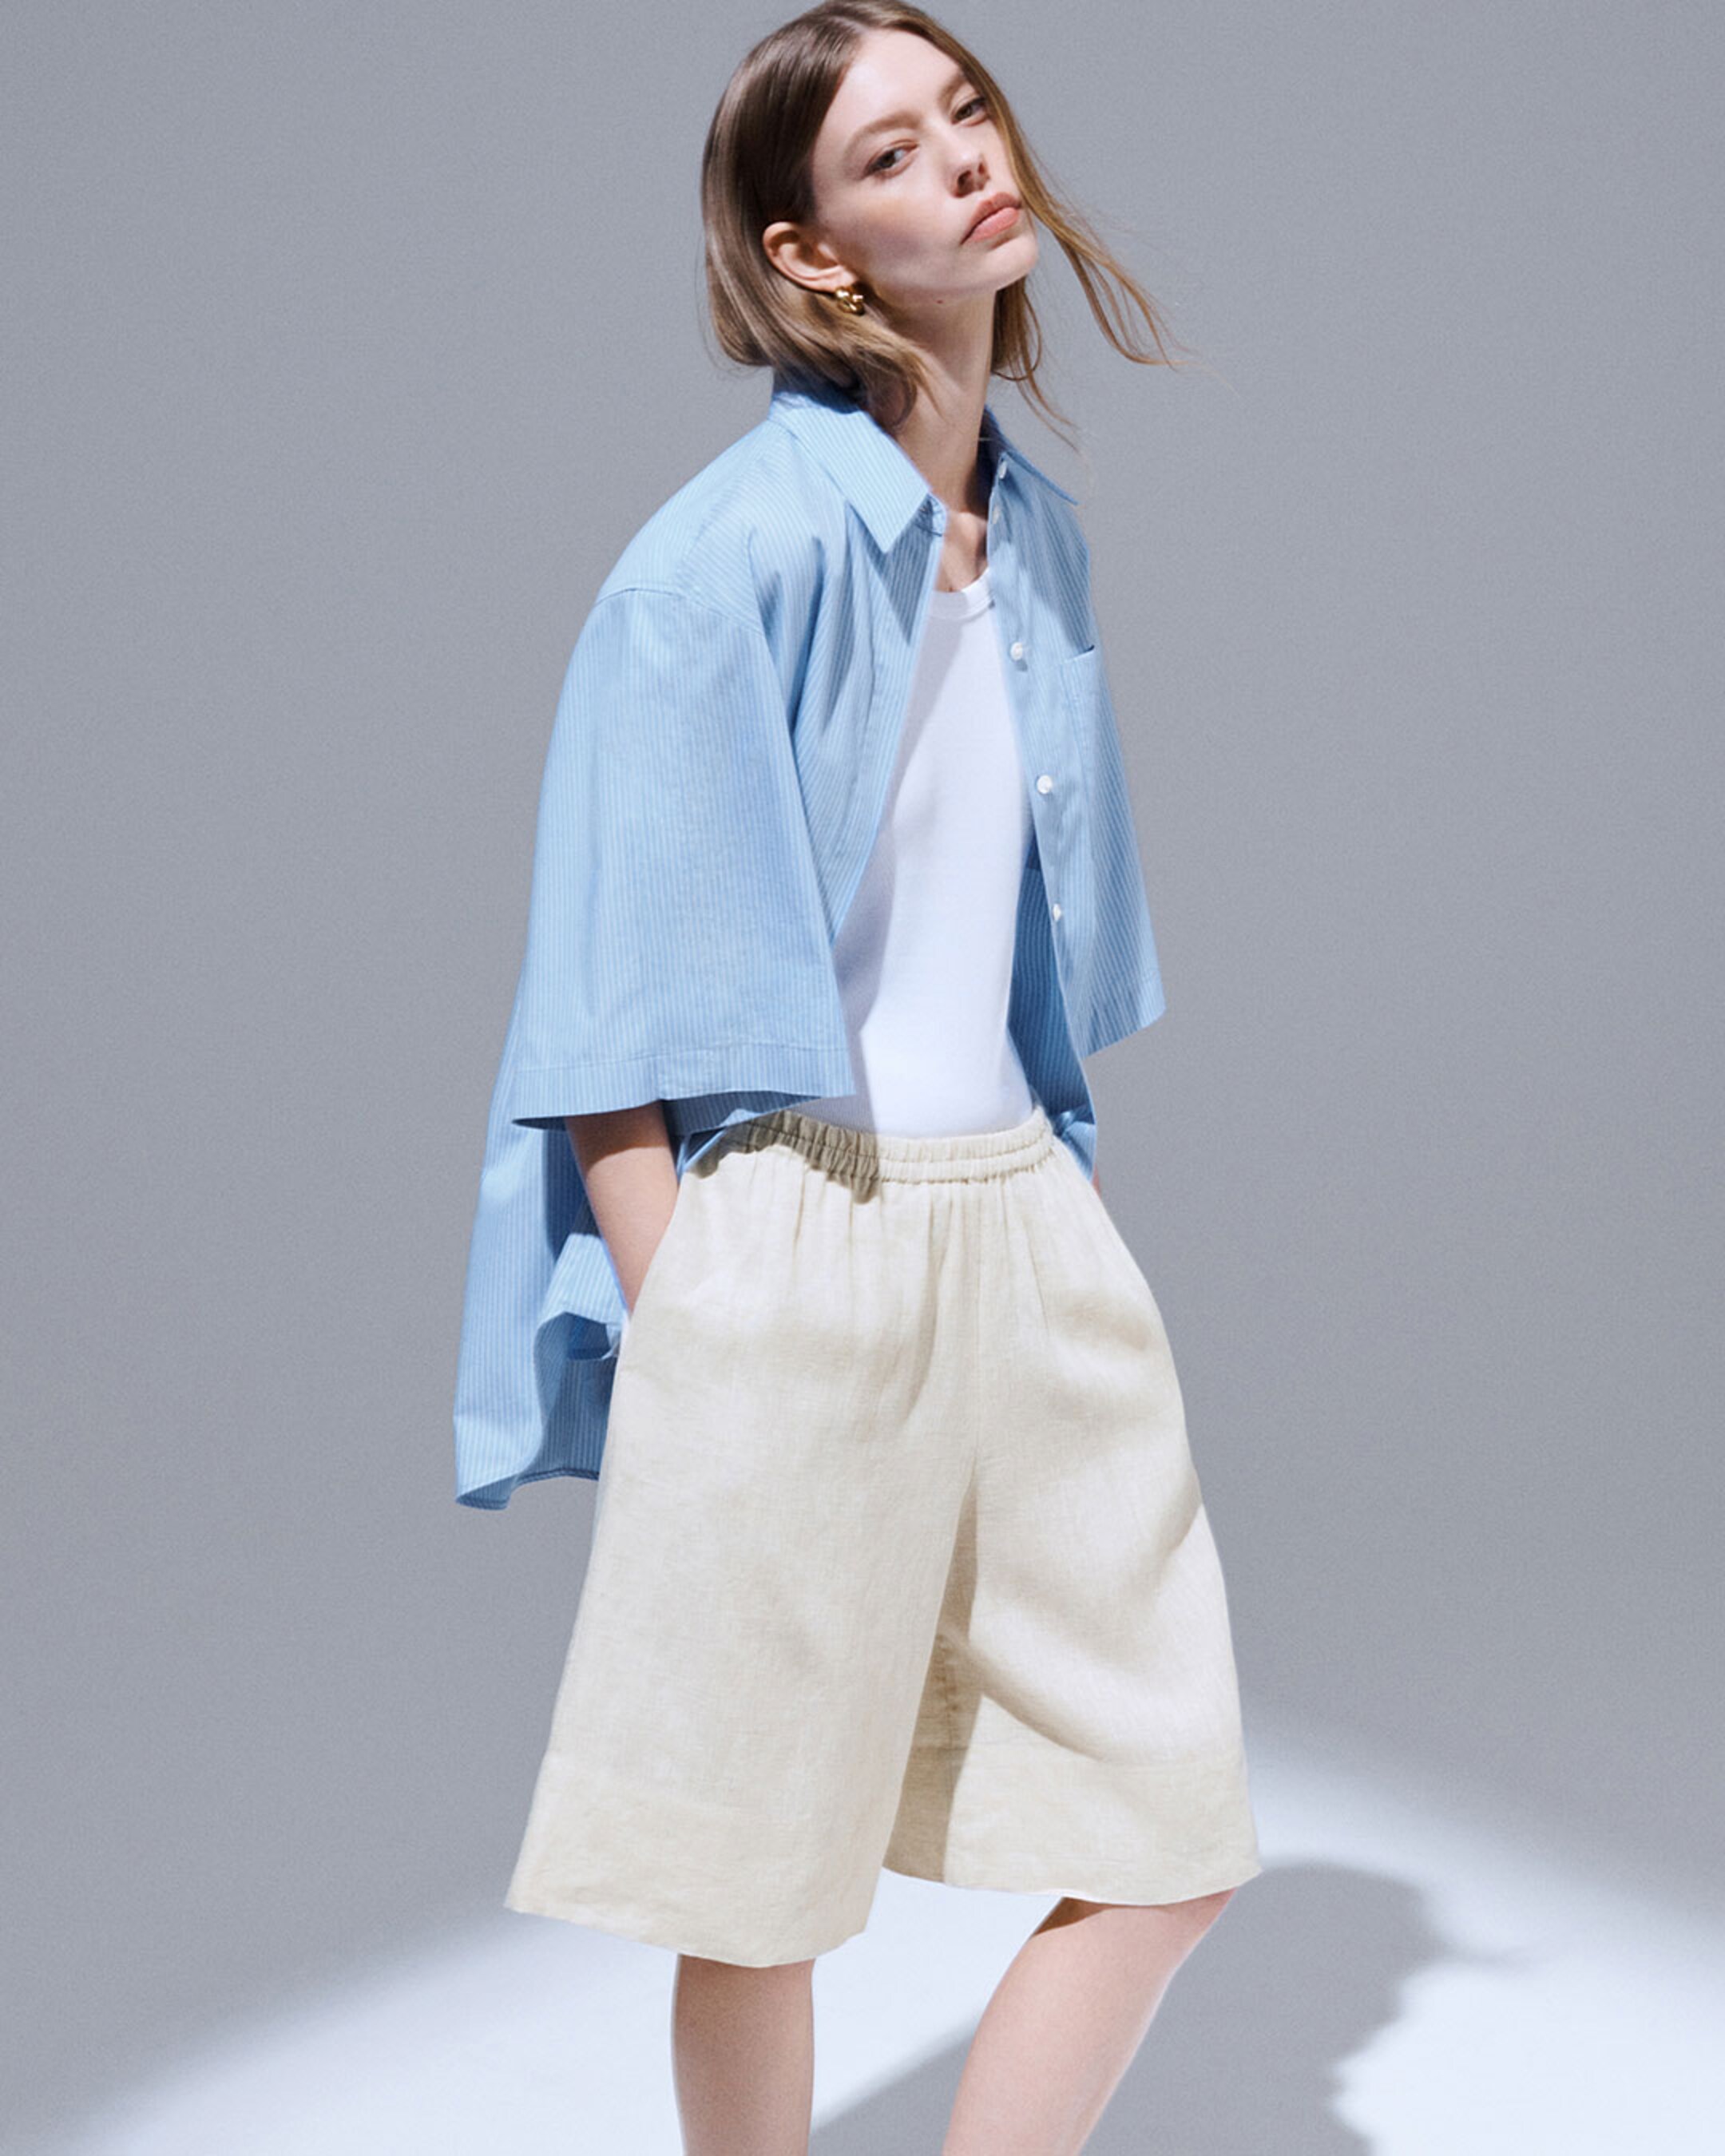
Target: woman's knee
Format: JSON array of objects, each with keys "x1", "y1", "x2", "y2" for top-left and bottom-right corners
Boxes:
[{"x1": 1056, "y1": 1884, "x2": 1239, "y2": 1948}]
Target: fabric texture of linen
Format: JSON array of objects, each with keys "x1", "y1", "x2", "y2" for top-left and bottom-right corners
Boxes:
[
  {"x1": 453, "y1": 375, "x2": 1166, "y2": 1510},
  {"x1": 504, "y1": 1103, "x2": 1263, "y2": 1966}
]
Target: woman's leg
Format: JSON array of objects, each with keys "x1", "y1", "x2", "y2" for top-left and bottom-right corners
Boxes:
[
  {"x1": 941, "y1": 1888, "x2": 1239, "y2": 2156},
  {"x1": 672, "y1": 1953, "x2": 817, "y2": 2156}
]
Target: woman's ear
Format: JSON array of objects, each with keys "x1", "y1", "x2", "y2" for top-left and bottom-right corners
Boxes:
[{"x1": 761, "y1": 218, "x2": 852, "y2": 302}]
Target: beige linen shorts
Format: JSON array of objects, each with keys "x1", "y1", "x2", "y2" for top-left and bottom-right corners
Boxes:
[{"x1": 505, "y1": 1102, "x2": 1263, "y2": 1966}]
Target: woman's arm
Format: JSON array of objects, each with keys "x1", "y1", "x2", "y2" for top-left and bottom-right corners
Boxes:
[{"x1": 565, "y1": 1104, "x2": 680, "y2": 1314}]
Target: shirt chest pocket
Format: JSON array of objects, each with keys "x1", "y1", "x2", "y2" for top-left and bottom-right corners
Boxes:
[
  {"x1": 1057, "y1": 645, "x2": 1108, "y2": 795},
  {"x1": 1058, "y1": 642, "x2": 1102, "y2": 707}
]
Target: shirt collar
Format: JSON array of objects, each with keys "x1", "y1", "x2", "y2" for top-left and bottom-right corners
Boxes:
[{"x1": 766, "y1": 375, "x2": 1077, "y2": 552}]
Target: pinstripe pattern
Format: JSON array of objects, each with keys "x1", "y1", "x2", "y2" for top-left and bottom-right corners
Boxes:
[{"x1": 454, "y1": 376, "x2": 1166, "y2": 1508}]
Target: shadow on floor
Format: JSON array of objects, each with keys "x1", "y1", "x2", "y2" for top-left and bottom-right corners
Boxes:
[{"x1": 813, "y1": 1863, "x2": 1455, "y2": 2153}]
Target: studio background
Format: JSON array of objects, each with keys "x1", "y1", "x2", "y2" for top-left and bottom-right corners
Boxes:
[{"x1": 5, "y1": 2, "x2": 1719, "y2": 2146}]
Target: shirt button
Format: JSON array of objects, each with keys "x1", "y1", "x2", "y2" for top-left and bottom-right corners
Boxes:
[
  {"x1": 1050, "y1": 902, "x2": 1063, "y2": 921},
  {"x1": 1036, "y1": 773, "x2": 1053, "y2": 794},
  {"x1": 1009, "y1": 640, "x2": 1026, "y2": 662},
  {"x1": 989, "y1": 501, "x2": 1001, "y2": 525}
]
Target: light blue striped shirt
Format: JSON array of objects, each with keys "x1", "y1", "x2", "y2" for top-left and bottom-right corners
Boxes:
[{"x1": 454, "y1": 375, "x2": 1165, "y2": 1509}]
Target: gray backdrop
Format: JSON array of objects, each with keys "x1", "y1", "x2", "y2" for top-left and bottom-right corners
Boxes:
[{"x1": 5, "y1": 2, "x2": 1719, "y2": 2143}]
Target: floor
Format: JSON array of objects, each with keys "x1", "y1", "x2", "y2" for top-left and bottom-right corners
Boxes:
[{"x1": 46, "y1": 1717, "x2": 1725, "y2": 2154}]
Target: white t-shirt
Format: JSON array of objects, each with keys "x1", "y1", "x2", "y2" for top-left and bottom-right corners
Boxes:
[{"x1": 796, "y1": 562, "x2": 1037, "y2": 1137}]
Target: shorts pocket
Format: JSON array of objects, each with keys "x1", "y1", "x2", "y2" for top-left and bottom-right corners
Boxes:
[
  {"x1": 1073, "y1": 1165, "x2": 1159, "y2": 1313},
  {"x1": 615, "y1": 1167, "x2": 702, "y2": 1365}
]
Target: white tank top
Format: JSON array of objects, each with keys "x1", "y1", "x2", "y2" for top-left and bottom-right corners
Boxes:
[{"x1": 797, "y1": 562, "x2": 1037, "y2": 1136}]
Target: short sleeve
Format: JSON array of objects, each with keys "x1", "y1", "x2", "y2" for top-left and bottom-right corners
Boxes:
[{"x1": 499, "y1": 584, "x2": 851, "y2": 1129}]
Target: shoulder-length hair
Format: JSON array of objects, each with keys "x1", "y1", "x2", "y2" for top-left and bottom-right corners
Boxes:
[{"x1": 700, "y1": 0, "x2": 1192, "y2": 442}]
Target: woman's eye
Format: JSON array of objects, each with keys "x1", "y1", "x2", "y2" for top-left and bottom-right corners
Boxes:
[{"x1": 867, "y1": 94, "x2": 989, "y2": 174}]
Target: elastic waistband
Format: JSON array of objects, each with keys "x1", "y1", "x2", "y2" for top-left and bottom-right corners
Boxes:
[{"x1": 719, "y1": 1102, "x2": 1057, "y2": 1183}]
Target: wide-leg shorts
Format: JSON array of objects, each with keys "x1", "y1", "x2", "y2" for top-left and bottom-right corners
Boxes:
[{"x1": 504, "y1": 1101, "x2": 1263, "y2": 1966}]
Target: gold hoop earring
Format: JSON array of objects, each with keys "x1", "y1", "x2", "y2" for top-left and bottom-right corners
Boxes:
[{"x1": 829, "y1": 283, "x2": 867, "y2": 315}]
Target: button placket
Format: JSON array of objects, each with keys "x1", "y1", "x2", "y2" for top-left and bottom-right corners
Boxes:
[{"x1": 987, "y1": 480, "x2": 1062, "y2": 930}]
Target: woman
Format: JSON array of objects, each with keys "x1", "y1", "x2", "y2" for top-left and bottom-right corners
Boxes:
[{"x1": 453, "y1": 6, "x2": 1263, "y2": 2149}]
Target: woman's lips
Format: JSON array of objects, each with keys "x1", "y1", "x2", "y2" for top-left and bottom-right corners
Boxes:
[{"x1": 965, "y1": 200, "x2": 1021, "y2": 241}]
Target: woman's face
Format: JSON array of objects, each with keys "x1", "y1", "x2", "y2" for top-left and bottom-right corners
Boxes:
[{"x1": 779, "y1": 27, "x2": 1037, "y2": 319}]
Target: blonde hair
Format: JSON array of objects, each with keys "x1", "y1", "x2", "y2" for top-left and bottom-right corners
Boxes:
[{"x1": 700, "y1": 0, "x2": 1194, "y2": 442}]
